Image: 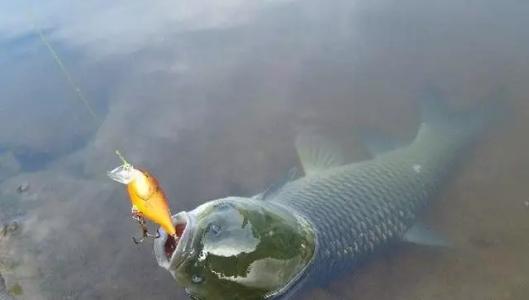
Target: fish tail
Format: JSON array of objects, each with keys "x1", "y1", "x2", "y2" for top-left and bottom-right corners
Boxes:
[{"x1": 418, "y1": 88, "x2": 507, "y2": 141}]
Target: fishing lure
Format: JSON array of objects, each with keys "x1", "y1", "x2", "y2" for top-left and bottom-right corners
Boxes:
[{"x1": 108, "y1": 151, "x2": 177, "y2": 244}]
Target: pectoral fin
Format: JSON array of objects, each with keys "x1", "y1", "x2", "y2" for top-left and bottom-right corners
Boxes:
[{"x1": 403, "y1": 223, "x2": 451, "y2": 248}]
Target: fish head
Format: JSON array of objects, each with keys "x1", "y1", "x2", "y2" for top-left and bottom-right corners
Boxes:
[{"x1": 154, "y1": 197, "x2": 316, "y2": 300}]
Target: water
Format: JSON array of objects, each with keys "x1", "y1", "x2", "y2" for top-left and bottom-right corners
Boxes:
[{"x1": 0, "y1": 0, "x2": 528, "y2": 299}]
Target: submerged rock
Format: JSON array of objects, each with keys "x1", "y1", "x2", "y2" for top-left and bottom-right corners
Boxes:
[{"x1": 16, "y1": 183, "x2": 29, "y2": 194}]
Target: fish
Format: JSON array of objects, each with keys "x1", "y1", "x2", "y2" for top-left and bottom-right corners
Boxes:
[
  {"x1": 152, "y1": 98, "x2": 497, "y2": 300},
  {"x1": 108, "y1": 153, "x2": 177, "y2": 242}
]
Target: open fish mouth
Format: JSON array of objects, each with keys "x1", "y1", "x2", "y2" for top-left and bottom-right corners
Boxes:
[{"x1": 154, "y1": 211, "x2": 196, "y2": 272}]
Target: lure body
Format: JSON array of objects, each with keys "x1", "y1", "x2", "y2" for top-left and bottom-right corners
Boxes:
[
  {"x1": 108, "y1": 162, "x2": 176, "y2": 238},
  {"x1": 126, "y1": 169, "x2": 176, "y2": 236}
]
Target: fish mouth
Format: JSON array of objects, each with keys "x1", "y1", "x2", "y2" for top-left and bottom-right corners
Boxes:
[{"x1": 154, "y1": 211, "x2": 196, "y2": 272}]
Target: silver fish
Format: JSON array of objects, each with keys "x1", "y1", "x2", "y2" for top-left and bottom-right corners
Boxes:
[{"x1": 154, "y1": 99, "x2": 496, "y2": 300}]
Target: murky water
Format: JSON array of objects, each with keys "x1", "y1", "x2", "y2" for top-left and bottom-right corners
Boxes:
[{"x1": 1, "y1": 0, "x2": 529, "y2": 299}]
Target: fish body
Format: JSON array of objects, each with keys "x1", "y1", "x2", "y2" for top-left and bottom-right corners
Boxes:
[
  {"x1": 153, "y1": 99, "x2": 494, "y2": 299},
  {"x1": 270, "y1": 125, "x2": 462, "y2": 297}
]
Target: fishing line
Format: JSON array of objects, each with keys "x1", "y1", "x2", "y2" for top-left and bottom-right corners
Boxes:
[
  {"x1": 28, "y1": 8, "x2": 126, "y2": 162},
  {"x1": 34, "y1": 26, "x2": 101, "y2": 125}
]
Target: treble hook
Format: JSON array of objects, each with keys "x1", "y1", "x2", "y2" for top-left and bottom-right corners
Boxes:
[{"x1": 131, "y1": 212, "x2": 160, "y2": 244}]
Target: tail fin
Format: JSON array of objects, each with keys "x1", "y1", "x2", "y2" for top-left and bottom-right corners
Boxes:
[{"x1": 419, "y1": 88, "x2": 506, "y2": 140}]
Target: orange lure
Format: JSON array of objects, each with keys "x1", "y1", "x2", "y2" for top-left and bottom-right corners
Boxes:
[
  {"x1": 108, "y1": 151, "x2": 176, "y2": 240},
  {"x1": 126, "y1": 168, "x2": 176, "y2": 236}
]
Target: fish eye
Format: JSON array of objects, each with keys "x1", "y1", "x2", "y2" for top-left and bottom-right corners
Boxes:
[{"x1": 207, "y1": 223, "x2": 222, "y2": 236}]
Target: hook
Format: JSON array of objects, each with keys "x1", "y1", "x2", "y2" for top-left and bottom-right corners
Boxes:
[{"x1": 131, "y1": 212, "x2": 160, "y2": 244}]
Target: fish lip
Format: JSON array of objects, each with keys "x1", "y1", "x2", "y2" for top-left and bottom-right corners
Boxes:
[{"x1": 154, "y1": 211, "x2": 196, "y2": 272}]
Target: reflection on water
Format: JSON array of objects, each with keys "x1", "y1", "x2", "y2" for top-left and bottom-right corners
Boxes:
[{"x1": 0, "y1": 0, "x2": 529, "y2": 299}]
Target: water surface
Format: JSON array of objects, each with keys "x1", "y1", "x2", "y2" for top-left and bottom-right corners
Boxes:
[{"x1": 1, "y1": 0, "x2": 529, "y2": 299}]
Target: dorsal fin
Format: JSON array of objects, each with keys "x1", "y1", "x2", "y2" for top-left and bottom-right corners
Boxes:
[{"x1": 295, "y1": 134, "x2": 345, "y2": 175}]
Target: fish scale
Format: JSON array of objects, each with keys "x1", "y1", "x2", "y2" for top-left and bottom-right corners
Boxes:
[{"x1": 270, "y1": 125, "x2": 475, "y2": 296}]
